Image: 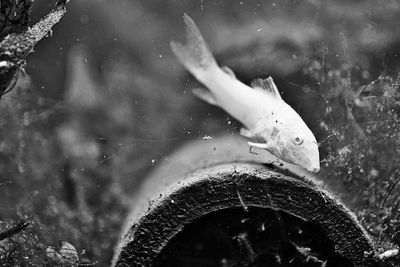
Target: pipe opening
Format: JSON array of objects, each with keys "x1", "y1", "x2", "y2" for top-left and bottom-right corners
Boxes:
[{"x1": 154, "y1": 206, "x2": 353, "y2": 267}]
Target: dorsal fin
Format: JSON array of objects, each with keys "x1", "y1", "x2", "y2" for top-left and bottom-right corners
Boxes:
[
  {"x1": 251, "y1": 77, "x2": 282, "y2": 99},
  {"x1": 221, "y1": 66, "x2": 236, "y2": 79}
]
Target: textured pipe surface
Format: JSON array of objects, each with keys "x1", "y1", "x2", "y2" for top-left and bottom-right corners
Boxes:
[{"x1": 112, "y1": 135, "x2": 377, "y2": 266}]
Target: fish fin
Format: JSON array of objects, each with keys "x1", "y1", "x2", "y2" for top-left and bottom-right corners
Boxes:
[
  {"x1": 170, "y1": 14, "x2": 218, "y2": 80},
  {"x1": 248, "y1": 142, "x2": 269, "y2": 149},
  {"x1": 251, "y1": 77, "x2": 282, "y2": 99},
  {"x1": 240, "y1": 128, "x2": 253, "y2": 138},
  {"x1": 192, "y1": 88, "x2": 217, "y2": 105},
  {"x1": 221, "y1": 66, "x2": 236, "y2": 78}
]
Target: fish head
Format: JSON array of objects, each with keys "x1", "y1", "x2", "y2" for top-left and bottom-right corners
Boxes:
[{"x1": 265, "y1": 122, "x2": 320, "y2": 172}]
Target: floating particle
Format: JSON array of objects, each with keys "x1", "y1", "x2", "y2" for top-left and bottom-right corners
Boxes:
[{"x1": 202, "y1": 135, "x2": 213, "y2": 141}]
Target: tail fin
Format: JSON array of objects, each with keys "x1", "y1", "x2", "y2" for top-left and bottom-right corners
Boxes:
[{"x1": 170, "y1": 14, "x2": 218, "y2": 80}]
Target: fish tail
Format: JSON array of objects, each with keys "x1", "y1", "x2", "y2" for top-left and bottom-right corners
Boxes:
[{"x1": 170, "y1": 14, "x2": 218, "y2": 81}]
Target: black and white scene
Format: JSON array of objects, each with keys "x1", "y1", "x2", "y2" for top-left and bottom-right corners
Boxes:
[{"x1": 0, "y1": 0, "x2": 399, "y2": 266}]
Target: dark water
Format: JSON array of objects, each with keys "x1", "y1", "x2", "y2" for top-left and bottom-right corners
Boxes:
[{"x1": 155, "y1": 207, "x2": 353, "y2": 267}]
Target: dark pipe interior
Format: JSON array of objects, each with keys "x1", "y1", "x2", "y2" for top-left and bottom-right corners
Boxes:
[{"x1": 154, "y1": 207, "x2": 353, "y2": 267}]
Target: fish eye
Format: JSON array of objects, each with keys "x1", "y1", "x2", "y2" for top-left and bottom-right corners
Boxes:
[{"x1": 294, "y1": 137, "x2": 303, "y2": 145}]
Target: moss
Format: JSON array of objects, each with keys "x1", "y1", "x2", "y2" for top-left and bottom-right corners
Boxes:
[{"x1": 0, "y1": 0, "x2": 32, "y2": 39}]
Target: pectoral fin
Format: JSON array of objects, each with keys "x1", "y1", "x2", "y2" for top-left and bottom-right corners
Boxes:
[{"x1": 248, "y1": 142, "x2": 269, "y2": 149}]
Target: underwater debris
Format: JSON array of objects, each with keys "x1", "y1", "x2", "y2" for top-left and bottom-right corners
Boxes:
[{"x1": 0, "y1": 1, "x2": 67, "y2": 98}]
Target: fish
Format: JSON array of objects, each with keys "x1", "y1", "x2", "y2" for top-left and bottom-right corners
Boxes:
[{"x1": 170, "y1": 14, "x2": 320, "y2": 172}]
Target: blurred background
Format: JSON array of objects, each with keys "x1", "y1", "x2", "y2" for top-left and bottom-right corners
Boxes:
[{"x1": 1, "y1": 0, "x2": 400, "y2": 265}]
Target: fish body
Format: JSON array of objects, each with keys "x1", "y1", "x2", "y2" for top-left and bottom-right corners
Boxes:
[{"x1": 171, "y1": 14, "x2": 320, "y2": 172}]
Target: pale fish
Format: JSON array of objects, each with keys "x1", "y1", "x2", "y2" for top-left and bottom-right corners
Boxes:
[{"x1": 170, "y1": 14, "x2": 320, "y2": 172}]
